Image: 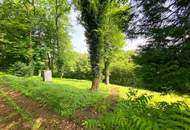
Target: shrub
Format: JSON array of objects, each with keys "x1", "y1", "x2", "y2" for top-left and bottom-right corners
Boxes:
[
  {"x1": 109, "y1": 51, "x2": 139, "y2": 86},
  {"x1": 134, "y1": 45, "x2": 190, "y2": 93},
  {"x1": 110, "y1": 64, "x2": 138, "y2": 87},
  {"x1": 8, "y1": 61, "x2": 33, "y2": 77}
]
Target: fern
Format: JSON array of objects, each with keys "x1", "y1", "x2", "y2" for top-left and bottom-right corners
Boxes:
[
  {"x1": 86, "y1": 89, "x2": 190, "y2": 130},
  {"x1": 82, "y1": 119, "x2": 100, "y2": 129}
]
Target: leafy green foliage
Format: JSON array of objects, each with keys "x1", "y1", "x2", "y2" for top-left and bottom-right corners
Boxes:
[
  {"x1": 97, "y1": 0, "x2": 130, "y2": 84},
  {"x1": 0, "y1": 0, "x2": 72, "y2": 76},
  {"x1": 75, "y1": 0, "x2": 131, "y2": 89},
  {"x1": 110, "y1": 50, "x2": 139, "y2": 86},
  {"x1": 63, "y1": 53, "x2": 92, "y2": 80},
  {"x1": 129, "y1": 0, "x2": 190, "y2": 93},
  {"x1": 134, "y1": 45, "x2": 190, "y2": 93},
  {"x1": 62, "y1": 51, "x2": 139, "y2": 86},
  {"x1": 8, "y1": 62, "x2": 33, "y2": 77},
  {"x1": 84, "y1": 89, "x2": 190, "y2": 130},
  {"x1": 82, "y1": 119, "x2": 100, "y2": 129}
]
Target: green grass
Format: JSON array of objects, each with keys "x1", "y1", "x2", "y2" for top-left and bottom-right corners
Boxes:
[
  {"x1": 0, "y1": 72, "x2": 190, "y2": 129},
  {"x1": 0, "y1": 73, "x2": 110, "y2": 117}
]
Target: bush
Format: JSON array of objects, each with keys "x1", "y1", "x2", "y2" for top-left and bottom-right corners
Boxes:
[
  {"x1": 8, "y1": 61, "x2": 33, "y2": 77},
  {"x1": 109, "y1": 51, "x2": 139, "y2": 86},
  {"x1": 110, "y1": 64, "x2": 138, "y2": 86},
  {"x1": 134, "y1": 45, "x2": 190, "y2": 93}
]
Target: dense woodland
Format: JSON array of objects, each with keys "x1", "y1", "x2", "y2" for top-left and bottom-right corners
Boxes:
[{"x1": 0, "y1": 0, "x2": 190, "y2": 129}]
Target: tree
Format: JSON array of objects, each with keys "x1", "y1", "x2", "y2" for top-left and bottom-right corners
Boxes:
[
  {"x1": 98, "y1": 1, "x2": 130, "y2": 85},
  {"x1": 100, "y1": 25, "x2": 125, "y2": 85},
  {"x1": 40, "y1": 0, "x2": 71, "y2": 74},
  {"x1": 74, "y1": 0, "x2": 107, "y2": 90},
  {"x1": 74, "y1": 0, "x2": 130, "y2": 90},
  {"x1": 0, "y1": 0, "x2": 72, "y2": 76},
  {"x1": 49, "y1": 0, "x2": 71, "y2": 74},
  {"x1": 109, "y1": 50, "x2": 138, "y2": 86},
  {"x1": 129, "y1": 0, "x2": 190, "y2": 93},
  {"x1": 0, "y1": 0, "x2": 35, "y2": 73}
]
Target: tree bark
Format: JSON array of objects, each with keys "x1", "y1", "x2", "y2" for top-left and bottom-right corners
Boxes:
[
  {"x1": 104, "y1": 61, "x2": 110, "y2": 85},
  {"x1": 55, "y1": 0, "x2": 59, "y2": 50},
  {"x1": 28, "y1": 0, "x2": 35, "y2": 76},
  {"x1": 88, "y1": 30, "x2": 102, "y2": 91},
  {"x1": 90, "y1": 58, "x2": 102, "y2": 90},
  {"x1": 91, "y1": 77, "x2": 100, "y2": 91},
  {"x1": 47, "y1": 53, "x2": 51, "y2": 70},
  {"x1": 29, "y1": 31, "x2": 34, "y2": 76}
]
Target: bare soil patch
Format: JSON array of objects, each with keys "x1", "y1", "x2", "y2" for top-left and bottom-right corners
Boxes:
[{"x1": 0, "y1": 92, "x2": 31, "y2": 130}]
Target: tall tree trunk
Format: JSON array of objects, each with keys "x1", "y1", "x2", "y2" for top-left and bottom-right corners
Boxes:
[
  {"x1": 55, "y1": 0, "x2": 59, "y2": 50},
  {"x1": 89, "y1": 31, "x2": 102, "y2": 91},
  {"x1": 54, "y1": 0, "x2": 61, "y2": 74},
  {"x1": 104, "y1": 61, "x2": 110, "y2": 85},
  {"x1": 51, "y1": 53, "x2": 54, "y2": 72},
  {"x1": 29, "y1": 31, "x2": 34, "y2": 76},
  {"x1": 28, "y1": 0, "x2": 35, "y2": 75}
]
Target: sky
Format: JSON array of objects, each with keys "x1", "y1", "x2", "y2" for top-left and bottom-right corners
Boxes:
[
  {"x1": 69, "y1": 9, "x2": 147, "y2": 53},
  {"x1": 69, "y1": 9, "x2": 87, "y2": 53}
]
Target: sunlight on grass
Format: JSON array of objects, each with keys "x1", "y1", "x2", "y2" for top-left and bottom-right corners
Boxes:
[
  {"x1": 0, "y1": 73, "x2": 190, "y2": 129},
  {"x1": 110, "y1": 84, "x2": 190, "y2": 107},
  {"x1": 0, "y1": 73, "x2": 189, "y2": 107},
  {"x1": 0, "y1": 73, "x2": 189, "y2": 117}
]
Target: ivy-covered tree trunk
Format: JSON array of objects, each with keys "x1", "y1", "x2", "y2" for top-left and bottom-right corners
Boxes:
[{"x1": 88, "y1": 31, "x2": 102, "y2": 90}]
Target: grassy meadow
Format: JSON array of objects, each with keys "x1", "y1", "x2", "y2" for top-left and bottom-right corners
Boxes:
[{"x1": 0, "y1": 73, "x2": 190, "y2": 129}]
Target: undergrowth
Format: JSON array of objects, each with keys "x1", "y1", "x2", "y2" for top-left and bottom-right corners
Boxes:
[{"x1": 83, "y1": 90, "x2": 190, "y2": 130}]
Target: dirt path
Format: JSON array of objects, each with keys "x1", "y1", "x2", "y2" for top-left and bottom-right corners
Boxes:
[
  {"x1": 0, "y1": 92, "x2": 31, "y2": 130},
  {"x1": 0, "y1": 86, "x2": 84, "y2": 130},
  {"x1": 108, "y1": 87, "x2": 120, "y2": 105},
  {"x1": 74, "y1": 87, "x2": 120, "y2": 124}
]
